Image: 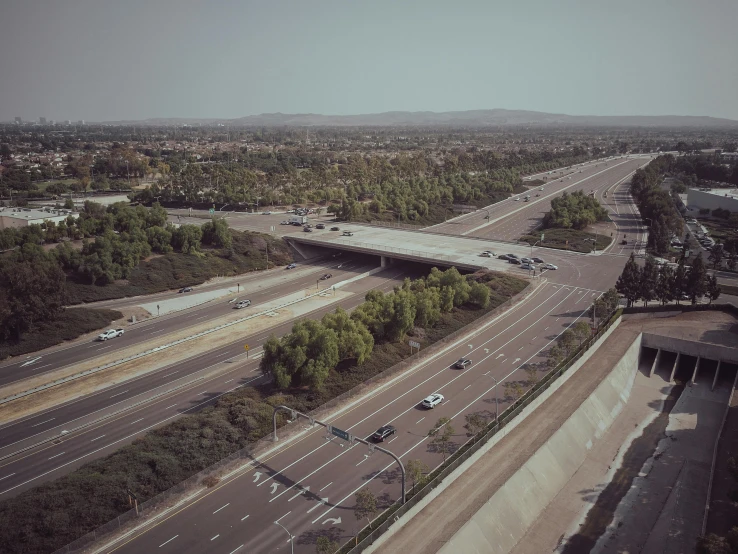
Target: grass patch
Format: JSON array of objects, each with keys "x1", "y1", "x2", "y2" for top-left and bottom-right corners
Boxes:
[
  {"x1": 0, "y1": 272, "x2": 526, "y2": 554},
  {"x1": 520, "y1": 228, "x2": 612, "y2": 253},
  {"x1": 0, "y1": 308, "x2": 123, "y2": 360},
  {"x1": 65, "y1": 230, "x2": 292, "y2": 304}
]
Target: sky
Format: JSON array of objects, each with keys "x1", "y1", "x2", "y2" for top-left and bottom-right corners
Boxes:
[{"x1": 1, "y1": 0, "x2": 737, "y2": 122}]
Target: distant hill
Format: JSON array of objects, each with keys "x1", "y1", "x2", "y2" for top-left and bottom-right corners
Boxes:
[{"x1": 103, "y1": 109, "x2": 738, "y2": 128}]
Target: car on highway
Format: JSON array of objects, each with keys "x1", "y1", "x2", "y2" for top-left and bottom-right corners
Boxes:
[
  {"x1": 179, "y1": 287, "x2": 193, "y2": 293},
  {"x1": 320, "y1": 273, "x2": 332, "y2": 280},
  {"x1": 539, "y1": 187, "x2": 544, "y2": 191},
  {"x1": 514, "y1": 197, "x2": 520, "y2": 201},
  {"x1": 286, "y1": 263, "x2": 297, "y2": 270},
  {"x1": 303, "y1": 227, "x2": 313, "y2": 232},
  {"x1": 316, "y1": 223, "x2": 325, "y2": 229},
  {"x1": 520, "y1": 263, "x2": 535, "y2": 270},
  {"x1": 97, "y1": 328, "x2": 124, "y2": 341},
  {"x1": 261, "y1": 211, "x2": 272, "y2": 215},
  {"x1": 480, "y1": 251, "x2": 494, "y2": 257},
  {"x1": 453, "y1": 358, "x2": 472, "y2": 369},
  {"x1": 234, "y1": 299, "x2": 251, "y2": 309},
  {"x1": 372, "y1": 425, "x2": 397, "y2": 442},
  {"x1": 280, "y1": 220, "x2": 289, "y2": 225},
  {"x1": 421, "y1": 393, "x2": 444, "y2": 409},
  {"x1": 331, "y1": 226, "x2": 340, "y2": 231},
  {"x1": 532, "y1": 257, "x2": 544, "y2": 264},
  {"x1": 508, "y1": 258, "x2": 521, "y2": 265},
  {"x1": 543, "y1": 263, "x2": 558, "y2": 270}
]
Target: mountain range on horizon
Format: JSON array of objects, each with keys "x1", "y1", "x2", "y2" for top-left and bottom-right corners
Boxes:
[{"x1": 95, "y1": 108, "x2": 738, "y2": 128}]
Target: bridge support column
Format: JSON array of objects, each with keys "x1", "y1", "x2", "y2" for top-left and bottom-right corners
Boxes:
[
  {"x1": 691, "y1": 357, "x2": 702, "y2": 385},
  {"x1": 669, "y1": 353, "x2": 681, "y2": 383},
  {"x1": 381, "y1": 255, "x2": 392, "y2": 268},
  {"x1": 649, "y1": 349, "x2": 662, "y2": 377},
  {"x1": 712, "y1": 360, "x2": 722, "y2": 391}
]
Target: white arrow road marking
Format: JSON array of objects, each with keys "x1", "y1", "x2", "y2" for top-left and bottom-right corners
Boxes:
[
  {"x1": 270, "y1": 482, "x2": 279, "y2": 494},
  {"x1": 307, "y1": 498, "x2": 328, "y2": 514},
  {"x1": 513, "y1": 358, "x2": 521, "y2": 365},
  {"x1": 20, "y1": 356, "x2": 42, "y2": 367},
  {"x1": 322, "y1": 517, "x2": 341, "y2": 526},
  {"x1": 496, "y1": 353, "x2": 504, "y2": 359},
  {"x1": 252, "y1": 472, "x2": 262, "y2": 483},
  {"x1": 288, "y1": 486, "x2": 309, "y2": 502}
]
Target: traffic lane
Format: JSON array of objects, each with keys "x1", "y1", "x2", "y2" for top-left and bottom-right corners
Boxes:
[
  {"x1": 162, "y1": 285, "x2": 596, "y2": 554},
  {"x1": 0, "y1": 258, "x2": 374, "y2": 387},
  {"x1": 112, "y1": 282, "x2": 594, "y2": 553},
  {"x1": 0, "y1": 270, "x2": 412, "y2": 494},
  {"x1": 469, "y1": 158, "x2": 644, "y2": 242},
  {"x1": 0, "y1": 264, "x2": 404, "y2": 451}
]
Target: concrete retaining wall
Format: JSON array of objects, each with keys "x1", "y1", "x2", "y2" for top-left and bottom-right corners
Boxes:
[{"x1": 437, "y1": 332, "x2": 642, "y2": 554}]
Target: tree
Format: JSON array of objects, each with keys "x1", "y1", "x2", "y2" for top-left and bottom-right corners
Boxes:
[
  {"x1": 321, "y1": 308, "x2": 374, "y2": 363},
  {"x1": 616, "y1": 254, "x2": 642, "y2": 307},
  {"x1": 464, "y1": 412, "x2": 488, "y2": 442},
  {"x1": 685, "y1": 253, "x2": 708, "y2": 305},
  {"x1": 428, "y1": 417, "x2": 455, "y2": 462},
  {"x1": 468, "y1": 282, "x2": 490, "y2": 308},
  {"x1": 172, "y1": 224, "x2": 202, "y2": 254},
  {"x1": 709, "y1": 243, "x2": 725, "y2": 269},
  {"x1": 571, "y1": 321, "x2": 591, "y2": 345},
  {"x1": 674, "y1": 257, "x2": 687, "y2": 304},
  {"x1": 655, "y1": 264, "x2": 675, "y2": 305},
  {"x1": 201, "y1": 217, "x2": 233, "y2": 249},
  {"x1": 558, "y1": 329, "x2": 577, "y2": 356},
  {"x1": 640, "y1": 256, "x2": 659, "y2": 307},
  {"x1": 316, "y1": 536, "x2": 340, "y2": 554},
  {"x1": 547, "y1": 344, "x2": 565, "y2": 368},
  {"x1": 405, "y1": 459, "x2": 429, "y2": 493},
  {"x1": 707, "y1": 275, "x2": 721, "y2": 305},
  {"x1": 353, "y1": 488, "x2": 378, "y2": 541}
]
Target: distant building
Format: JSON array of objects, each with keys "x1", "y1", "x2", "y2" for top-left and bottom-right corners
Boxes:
[
  {"x1": 77, "y1": 120, "x2": 85, "y2": 125},
  {"x1": 65, "y1": 120, "x2": 72, "y2": 125},
  {"x1": 0, "y1": 207, "x2": 78, "y2": 229},
  {"x1": 39, "y1": 117, "x2": 47, "y2": 125},
  {"x1": 14, "y1": 117, "x2": 21, "y2": 124},
  {"x1": 687, "y1": 188, "x2": 738, "y2": 213}
]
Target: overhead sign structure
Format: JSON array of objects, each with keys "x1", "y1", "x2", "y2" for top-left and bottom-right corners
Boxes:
[{"x1": 327, "y1": 425, "x2": 352, "y2": 442}]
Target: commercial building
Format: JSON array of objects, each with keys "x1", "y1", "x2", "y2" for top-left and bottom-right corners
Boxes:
[
  {"x1": 0, "y1": 207, "x2": 77, "y2": 229},
  {"x1": 39, "y1": 117, "x2": 47, "y2": 125},
  {"x1": 686, "y1": 188, "x2": 738, "y2": 213}
]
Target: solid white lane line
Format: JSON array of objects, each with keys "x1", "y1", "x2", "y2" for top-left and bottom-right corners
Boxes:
[
  {"x1": 130, "y1": 418, "x2": 144, "y2": 425},
  {"x1": 213, "y1": 503, "x2": 230, "y2": 514},
  {"x1": 320, "y1": 482, "x2": 332, "y2": 492},
  {"x1": 149, "y1": 329, "x2": 166, "y2": 334},
  {"x1": 31, "y1": 363, "x2": 53, "y2": 371},
  {"x1": 109, "y1": 390, "x2": 129, "y2": 398},
  {"x1": 159, "y1": 535, "x2": 178, "y2": 548},
  {"x1": 224, "y1": 379, "x2": 234, "y2": 384},
  {"x1": 211, "y1": 534, "x2": 219, "y2": 541},
  {"x1": 90, "y1": 435, "x2": 105, "y2": 442},
  {"x1": 165, "y1": 404, "x2": 177, "y2": 409},
  {"x1": 276, "y1": 511, "x2": 291, "y2": 523},
  {"x1": 356, "y1": 456, "x2": 368, "y2": 466},
  {"x1": 31, "y1": 418, "x2": 55, "y2": 427},
  {"x1": 48, "y1": 452, "x2": 65, "y2": 460},
  {"x1": 229, "y1": 546, "x2": 244, "y2": 554},
  {"x1": 161, "y1": 371, "x2": 179, "y2": 378},
  {"x1": 0, "y1": 474, "x2": 16, "y2": 481}
]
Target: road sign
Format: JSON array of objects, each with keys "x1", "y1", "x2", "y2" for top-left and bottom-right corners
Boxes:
[
  {"x1": 541, "y1": 233, "x2": 545, "y2": 241},
  {"x1": 209, "y1": 208, "x2": 215, "y2": 214},
  {"x1": 244, "y1": 344, "x2": 249, "y2": 350},
  {"x1": 328, "y1": 425, "x2": 351, "y2": 442},
  {"x1": 408, "y1": 340, "x2": 420, "y2": 349}
]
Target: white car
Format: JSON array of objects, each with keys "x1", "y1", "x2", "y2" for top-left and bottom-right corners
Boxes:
[
  {"x1": 97, "y1": 328, "x2": 124, "y2": 341},
  {"x1": 480, "y1": 251, "x2": 494, "y2": 257},
  {"x1": 234, "y1": 299, "x2": 251, "y2": 309},
  {"x1": 514, "y1": 197, "x2": 520, "y2": 201},
  {"x1": 421, "y1": 393, "x2": 444, "y2": 409},
  {"x1": 543, "y1": 263, "x2": 558, "y2": 270}
]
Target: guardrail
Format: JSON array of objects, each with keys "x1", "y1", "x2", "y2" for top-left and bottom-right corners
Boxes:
[
  {"x1": 342, "y1": 308, "x2": 624, "y2": 553},
  {"x1": 52, "y1": 284, "x2": 530, "y2": 554}
]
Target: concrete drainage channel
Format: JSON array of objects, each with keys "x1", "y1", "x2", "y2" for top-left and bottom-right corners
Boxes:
[{"x1": 0, "y1": 267, "x2": 383, "y2": 408}]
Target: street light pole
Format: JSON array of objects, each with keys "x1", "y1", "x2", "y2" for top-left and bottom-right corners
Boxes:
[
  {"x1": 274, "y1": 521, "x2": 294, "y2": 554},
  {"x1": 490, "y1": 375, "x2": 499, "y2": 422}
]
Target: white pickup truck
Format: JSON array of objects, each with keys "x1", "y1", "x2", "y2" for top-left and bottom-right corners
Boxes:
[{"x1": 97, "y1": 328, "x2": 124, "y2": 341}]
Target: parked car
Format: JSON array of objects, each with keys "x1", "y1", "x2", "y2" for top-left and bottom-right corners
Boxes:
[
  {"x1": 316, "y1": 224, "x2": 325, "y2": 229},
  {"x1": 179, "y1": 287, "x2": 193, "y2": 293},
  {"x1": 480, "y1": 251, "x2": 493, "y2": 257},
  {"x1": 532, "y1": 257, "x2": 544, "y2": 264},
  {"x1": 621, "y1": 239, "x2": 628, "y2": 245},
  {"x1": 543, "y1": 263, "x2": 558, "y2": 270},
  {"x1": 508, "y1": 258, "x2": 521, "y2": 265},
  {"x1": 303, "y1": 227, "x2": 313, "y2": 232},
  {"x1": 520, "y1": 263, "x2": 535, "y2": 270},
  {"x1": 453, "y1": 358, "x2": 472, "y2": 369},
  {"x1": 507, "y1": 254, "x2": 519, "y2": 259},
  {"x1": 320, "y1": 273, "x2": 332, "y2": 280},
  {"x1": 342, "y1": 231, "x2": 354, "y2": 236},
  {"x1": 497, "y1": 254, "x2": 510, "y2": 261},
  {"x1": 234, "y1": 299, "x2": 251, "y2": 309},
  {"x1": 97, "y1": 328, "x2": 124, "y2": 341},
  {"x1": 521, "y1": 257, "x2": 532, "y2": 264},
  {"x1": 421, "y1": 393, "x2": 444, "y2": 409},
  {"x1": 372, "y1": 425, "x2": 397, "y2": 442},
  {"x1": 261, "y1": 211, "x2": 272, "y2": 215},
  {"x1": 286, "y1": 263, "x2": 297, "y2": 270},
  {"x1": 330, "y1": 226, "x2": 340, "y2": 231}
]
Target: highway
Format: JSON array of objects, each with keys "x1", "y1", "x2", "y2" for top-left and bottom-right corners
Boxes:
[
  {"x1": 0, "y1": 259, "x2": 373, "y2": 388},
  {"x1": 0, "y1": 263, "x2": 422, "y2": 497},
  {"x1": 94, "y1": 164, "x2": 649, "y2": 553}
]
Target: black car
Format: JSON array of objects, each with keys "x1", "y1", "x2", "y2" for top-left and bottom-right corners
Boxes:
[
  {"x1": 303, "y1": 227, "x2": 313, "y2": 232},
  {"x1": 509, "y1": 258, "x2": 521, "y2": 265},
  {"x1": 316, "y1": 224, "x2": 325, "y2": 229},
  {"x1": 454, "y1": 358, "x2": 472, "y2": 369},
  {"x1": 532, "y1": 257, "x2": 544, "y2": 264},
  {"x1": 507, "y1": 254, "x2": 519, "y2": 259},
  {"x1": 621, "y1": 239, "x2": 627, "y2": 245},
  {"x1": 497, "y1": 254, "x2": 510, "y2": 261},
  {"x1": 372, "y1": 425, "x2": 396, "y2": 442},
  {"x1": 331, "y1": 226, "x2": 340, "y2": 231},
  {"x1": 179, "y1": 287, "x2": 193, "y2": 293},
  {"x1": 320, "y1": 273, "x2": 332, "y2": 280}
]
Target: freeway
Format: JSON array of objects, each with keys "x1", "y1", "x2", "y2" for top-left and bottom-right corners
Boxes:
[
  {"x1": 0, "y1": 263, "x2": 420, "y2": 497},
  {"x1": 93, "y1": 166, "x2": 648, "y2": 554},
  {"x1": 0, "y1": 258, "x2": 368, "y2": 388}
]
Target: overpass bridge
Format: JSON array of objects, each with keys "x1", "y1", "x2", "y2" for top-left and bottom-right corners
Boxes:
[{"x1": 287, "y1": 223, "x2": 590, "y2": 273}]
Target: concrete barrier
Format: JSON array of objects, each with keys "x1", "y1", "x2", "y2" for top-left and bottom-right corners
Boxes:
[{"x1": 437, "y1": 331, "x2": 641, "y2": 554}]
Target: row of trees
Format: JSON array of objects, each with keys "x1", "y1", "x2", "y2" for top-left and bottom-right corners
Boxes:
[
  {"x1": 616, "y1": 253, "x2": 720, "y2": 308},
  {"x1": 261, "y1": 267, "x2": 491, "y2": 389},
  {"x1": 542, "y1": 190, "x2": 609, "y2": 230}
]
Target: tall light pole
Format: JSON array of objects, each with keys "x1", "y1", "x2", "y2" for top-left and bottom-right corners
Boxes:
[
  {"x1": 125, "y1": 160, "x2": 131, "y2": 189},
  {"x1": 490, "y1": 375, "x2": 499, "y2": 422},
  {"x1": 274, "y1": 521, "x2": 294, "y2": 554}
]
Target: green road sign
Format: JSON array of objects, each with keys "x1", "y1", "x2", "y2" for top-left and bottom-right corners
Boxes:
[
  {"x1": 209, "y1": 208, "x2": 215, "y2": 214},
  {"x1": 330, "y1": 426, "x2": 350, "y2": 441}
]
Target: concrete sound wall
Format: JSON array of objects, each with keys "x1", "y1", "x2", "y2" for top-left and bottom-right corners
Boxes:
[{"x1": 438, "y1": 333, "x2": 642, "y2": 554}]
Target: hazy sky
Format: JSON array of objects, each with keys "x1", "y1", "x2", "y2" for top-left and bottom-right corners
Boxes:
[{"x1": 2, "y1": 0, "x2": 737, "y2": 122}]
